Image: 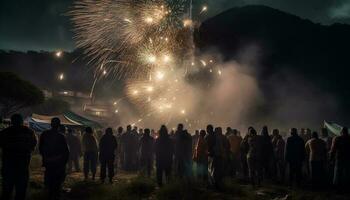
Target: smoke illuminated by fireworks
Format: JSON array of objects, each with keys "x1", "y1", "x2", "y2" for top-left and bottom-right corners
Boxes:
[{"x1": 71, "y1": 0, "x2": 219, "y2": 126}]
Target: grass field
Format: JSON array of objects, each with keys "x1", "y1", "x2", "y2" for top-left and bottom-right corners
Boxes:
[{"x1": 0, "y1": 155, "x2": 349, "y2": 200}]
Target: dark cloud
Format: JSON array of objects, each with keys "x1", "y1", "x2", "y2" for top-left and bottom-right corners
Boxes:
[{"x1": 0, "y1": 0, "x2": 349, "y2": 51}]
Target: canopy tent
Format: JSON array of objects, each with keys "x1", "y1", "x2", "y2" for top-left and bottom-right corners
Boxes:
[
  {"x1": 324, "y1": 121, "x2": 349, "y2": 136},
  {"x1": 27, "y1": 111, "x2": 101, "y2": 132},
  {"x1": 64, "y1": 111, "x2": 102, "y2": 129}
]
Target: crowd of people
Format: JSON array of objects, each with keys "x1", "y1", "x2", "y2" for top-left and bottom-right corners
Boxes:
[{"x1": 1, "y1": 114, "x2": 350, "y2": 200}]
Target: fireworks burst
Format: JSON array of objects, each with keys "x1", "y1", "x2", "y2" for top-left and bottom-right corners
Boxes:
[{"x1": 71, "y1": 0, "x2": 217, "y2": 125}]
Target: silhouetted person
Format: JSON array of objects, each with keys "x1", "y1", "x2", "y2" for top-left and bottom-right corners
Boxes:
[
  {"x1": 330, "y1": 127, "x2": 350, "y2": 188},
  {"x1": 0, "y1": 114, "x2": 37, "y2": 200},
  {"x1": 139, "y1": 128, "x2": 154, "y2": 177},
  {"x1": 193, "y1": 130, "x2": 208, "y2": 181},
  {"x1": 212, "y1": 127, "x2": 230, "y2": 189},
  {"x1": 227, "y1": 129, "x2": 242, "y2": 178},
  {"x1": 66, "y1": 129, "x2": 82, "y2": 173},
  {"x1": 273, "y1": 131, "x2": 286, "y2": 182},
  {"x1": 240, "y1": 134, "x2": 249, "y2": 181},
  {"x1": 321, "y1": 128, "x2": 334, "y2": 183},
  {"x1": 305, "y1": 131, "x2": 327, "y2": 188},
  {"x1": 82, "y1": 127, "x2": 98, "y2": 180},
  {"x1": 116, "y1": 127, "x2": 123, "y2": 169},
  {"x1": 121, "y1": 125, "x2": 134, "y2": 171},
  {"x1": 99, "y1": 128, "x2": 118, "y2": 183},
  {"x1": 192, "y1": 130, "x2": 200, "y2": 155},
  {"x1": 246, "y1": 127, "x2": 262, "y2": 186},
  {"x1": 285, "y1": 128, "x2": 305, "y2": 187},
  {"x1": 39, "y1": 118, "x2": 69, "y2": 200},
  {"x1": 155, "y1": 125, "x2": 174, "y2": 186},
  {"x1": 174, "y1": 124, "x2": 192, "y2": 178},
  {"x1": 260, "y1": 126, "x2": 274, "y2": 179}
]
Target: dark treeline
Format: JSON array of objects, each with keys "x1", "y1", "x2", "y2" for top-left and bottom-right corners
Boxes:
[{"x1": 1, "y1": 114, "x2": 350, "y2": 200}]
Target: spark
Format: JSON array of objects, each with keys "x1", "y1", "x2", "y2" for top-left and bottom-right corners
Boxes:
[
  {"x1": 183, "y1": 19, "x2": 192, "y2": 27},
  {"x1": 201, "y1": 6, "x2": 208, "y2": 13},
  {"x1": 103, "y1": 70, "x2": 107, "y2": 75},
  {"x1": 200, "y1": 60, "x2": 207, "y2": 66},
  {"x1": 146, "y1": 86, "x2": 154, "y2": 92},
  {"x1": 156, "y1": 71, "x2": 165, "y2": 80},
  {"x1": 115, "y1": 109, "x2": 119, "y2": 113},
  {"x1": 58, "y1": 73, "x2": 64, "y2": 80},
  {"x1": 55, "y1": 51, "x2": 62, "y2": 58},
  {"x1": 218, "y1": 70, "x2": 222, "y2": 75},
  {"x1": 180, "y1": 109, "x2": 186, "y2": 115},
  {"x1": 148, "y1": 55, "x2": 157, "y2": 63}
]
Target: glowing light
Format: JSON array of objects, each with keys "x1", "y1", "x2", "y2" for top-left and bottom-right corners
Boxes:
[
  {"x1": 200, "y1": 60, "x2": 207, "y2": 66},
  {"x1": 210, "y1": 59, "x2": 213, "y2": 63},
  {"x1": 218, "y1": 70, "x2": 222, "y2": 75},
  {"x1": 156, "y1": 71, "x2": 165, "y2": 80},
  {"x1": 180, "y1": 109, "x2": 186, "y2": 115},
  {"x1": 148, "y1": 55, "x2": 157, "y2": 63},
  {"x1": 58, "y1": 73, "x2": 64, "y2": 80},
  {"x1": 124, "y1": 18, "x2": 132, "y2": 23},
  {"x1": 103, "y1": 70, "x2": 107, "y2": 75},
  {"x1": 146, "y1": 86, "x2": 154, "y2": 92},
  {"x1": 163, "y1": 55, "x2": 171, "y2": 63},
  {"x1": 115, "y1": 109, "x2": 119, "y2": 113},
  {"x1": 145, "y1": 17, "x2": 154, "y2": 24},
  {"x1": 133, "y1": 90, "x2": 139, "y2": 95},
  {"x1": 191, "y1": 62, "x2": 195, "y2": 66},
  {"x1": 55, "y1": 51, "x2": 62, "y2": 57},
  {"x1": 183, "y1": 19, "x2": 192, "y2": 27},
  {"x1": 201, "y1": 6, "x2": 208, "y2": 13}
]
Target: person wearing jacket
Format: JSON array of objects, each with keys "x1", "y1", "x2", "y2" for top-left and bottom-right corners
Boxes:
[
  {"x1": 305, "y1": 131, "x2": 327, "y2": 188},
  {"x1": 139, "y1": 128, "x2": 154, "y2": 177},
  {"x1": 330, "y1": 127, "x2": 350, "y2": 188},
  {"x1": 99, "y1": 128, "x2": 118, "y2": 183},
  {"x1": 66, "y1": 129, "x2": 82, "y2": 173},
  {"x1": 39, "y1": 118, "x2": 69, "y2": 200},
  {"x1": 194, "y1": 130, "x2": 208, "y2": 181},
  {"x1": 285, "y1": 128, "x2": 305, "y2": 187},
  {"x1": 155, "y1": 125, "x2": 174, "y2": 186},
  {"x1": 246, "y1": 127, "x2": 263, "y2": 186},
  {"x1": 82, "y1": 127, "x2": 98, "y2": 180},
  {"x1": 260, "y1": 126, "x2": 274, "y2": 180},
  {"x1": 174, "y1": 124, "x2": 192, "y2": 178},
  {"x1": 0, "y1": 114, "x2": 37, "y2": 200}
]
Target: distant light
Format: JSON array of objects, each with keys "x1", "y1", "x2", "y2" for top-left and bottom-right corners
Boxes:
[
  {"x1": 146, "y1": 86, "x2": 154, "y2": 92},
  {"x1": 63, "y1": 91, "x2": 68, "y2": 95},
  {"x1": 183, "y1": 19, "x2": 193, "y2": 27},
  {"x1": 163, "y1": 55, "x2": 171, "y2": 63},
  {"x1": 200, "y1": 60, "x2": 207, "y2": 66},
  {"x1": 59, "y1": 73, "x2": 64, "y2": 80},
  {"x1": 145, "y1": 17, "x2": 154, "y2": 24},
  {"x1": 96, "y1": 111, "x2": 101, "y2": 116},
  {"x1": 113, "y1": 101, "x2": 117, "y2": 105},
  {"x1": 156, "y1": 71, "x2": 165, "y2": 80},
  {"x1": 103, "y1": 70, "x2": 107, "y2": 75},
  {"x1": 218, "y1": 70, "x2": 222, "y2": 75},
  {"x1": 201, "y1": 6, "x2": 208, "y2": 13},
  {"x1": 181, "y1": 109, "x2": 186, "y2": 115},
  {"x1": 55, "y1": 51, "x2": 62, "y2": 58},
  {"x1": 148, "y1": 55, "x2": 157, "y2": 63},
  {"x1": 133, "y1": 90, "x2": 139, "y2": 95},
  {"x1": 115, "y1": 109, "x2": 119, "y2": 113}
]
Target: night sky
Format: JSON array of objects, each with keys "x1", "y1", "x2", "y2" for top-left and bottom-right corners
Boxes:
[{"x1": 1, "y1": 0, "x2": 349, "y2": 51}]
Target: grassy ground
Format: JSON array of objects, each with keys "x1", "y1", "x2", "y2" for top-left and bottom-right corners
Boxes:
[{"x1": 1, "y1": 155, "x2": 349, "y2": 200}]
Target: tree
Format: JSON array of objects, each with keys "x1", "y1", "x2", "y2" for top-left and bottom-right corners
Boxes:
[
  {"x1": 33, "y1": 97, "x2": 70, "y2": 115},
  {"x1": 0, "y1": 72, "x2": 44, "y2": 118}
]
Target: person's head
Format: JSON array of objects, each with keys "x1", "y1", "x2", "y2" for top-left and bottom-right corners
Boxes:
[
  {"x1": 272, "y1": 129, "x2": 279, "y2": 137},
  {"x1": 11, "y1": 114, "x2": 23, "y2": 127},
  {"x1": 215, "y1": 127, "x2": 222, "y2": 135},
  {"x1": 195, "y1": 130, "x2": 199, "y2": 136},
  {"x1": 341, "y1": 127, "x2": 349, "y2": 136},
  {"x1": 232, "y1": 129, "x2": 238, "y2": 136},
  {"x1": 300, "y1": 128, "x2": 306, "y2": 135},
  {"x1": 159, "y1": 125, "x2": 168, "y2": 138},
  {"x1": 312, "y1": 131, "x2": 318, "y2": 139},
  {"x1": 144, "y1": 128, "x2": 150, "y2": 137},
  {"x1": 85, "y1": 127, "x2": 93, "y2": 134},
  {"x1": 51, "y1": 117, "x2": 61, "y2": 130},
  {"x1": 206, "y1": 124, "x2": 214, "y2": 134},
  {"x1": 321, "y1": 128, "x2": 328, "y2": 138},
  {"x1": 290, "y1": 128, "x2": 298, "y2": 136},
  {"x1": 248, "y1": 127, "x2": 257, "y2": 136},
  {"x1": 226, "y1": 127, "x2": 232, "y2": 135},
  {"x1": 177, "y1": 123, "x2": 184, "y2": 131},
  {"x1": 127, "y1": 125, "x2": 132, "y2": 132},
  {"x1": 261, "y1": 126, "x2": 269, "y2": 136},
  {"x1": 105, "y1": 127, "x2": 113, "y2": 135},
  {"x1": 117, "y1": 126, "x2": 123, "y2": 134},
  {"x1": 200, "y1": 130, "x2": 206, "y2": 137},
  {"x1": 139, "y1": 129, "x2": 143, "y2": 134}
]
